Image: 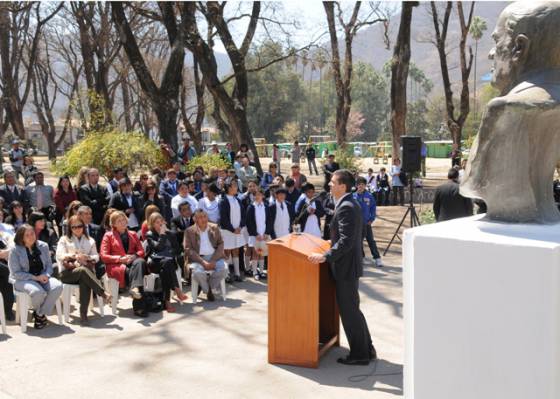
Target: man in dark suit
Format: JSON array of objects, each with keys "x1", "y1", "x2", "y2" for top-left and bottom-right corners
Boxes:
[
  {"x1": 433, "y1": 168, "x2": 473, "y2": 222},
  {"x1": 0, "y1": 170, "x2": 25, "y2": 207},
  {"x1": 108, "y1": 178, "x2": 143, "y2": 231},
  {"x1": 309, "y1": 169, "x2": 375, "y2": 366},
  {"x1": 170, "y1": 202, "x2": 194, "y2": 244},
  {"x1": 78, "y1": 168, "x2": 111, "y2": 225},
  {"x1": 159, "y1": 169, "x2": 179, "y2": 221}
]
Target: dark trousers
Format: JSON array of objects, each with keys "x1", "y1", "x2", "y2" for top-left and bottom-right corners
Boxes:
[
  {"x1": 0, "y1": 262, "x2": 14, "y2": 316},
  {"x1": 59, "y1": 266, "x2": 106, "y2": 313},
  {"x1": 335, "y1": 278, "x2": 374, "y2": 360},
  {"x1": 95, "y1": 262, "x2": 106, "y2": 280},
  {"x1": 125, "y1": 258, "x2": 148, "y2": 311},
  {"x1": 307, "y1": 158, "x2": 318, "y2": 175},
  {"x1": 148, "y1": 257, "x2": 179, "y2": 302},
  {"x1": 125, "y1": 258, "x2": 147, "y2": 289},
  {"x1": 362, "y1": 223, "x2": 380, "y2": 259},
  {"x1": 392, "y1": 186, "x2": 405, "y2": 206},
  {"x1": 378, "y1": 188, "x2": 391, "y2": 206}
]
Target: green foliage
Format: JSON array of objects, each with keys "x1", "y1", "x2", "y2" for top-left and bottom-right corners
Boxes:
[
  {"x1": 419, "y1": 209, "x2": 436, "y2": 225},
  {"x1": 351, "y1": 62, "x2": 388, "y2": 141},
  {"x1": 245, "y1": 41, "x2": 306, "y2": 142},
  {"x1": 184, "y1": 154, "x2": 231, "y2": 174},
  {"x1": 52, "y1": 130, "x2": 164, "y2": 177},
  {"x1": 321, "y1": 149, "x2": 361, "y2": 173}
]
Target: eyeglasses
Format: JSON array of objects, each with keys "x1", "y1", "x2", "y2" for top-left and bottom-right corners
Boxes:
[{"x1": 71, "y1": 225, "x2": 84, "y2": 230}]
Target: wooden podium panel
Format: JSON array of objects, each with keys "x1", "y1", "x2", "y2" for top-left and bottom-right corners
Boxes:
[{"x1": 268, "y1": 233, "x2": 339, "y2": 368}]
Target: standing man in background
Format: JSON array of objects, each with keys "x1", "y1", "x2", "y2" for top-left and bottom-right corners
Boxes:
[
  {"x1": 305, "y1": 143, "x2": 318, "y2": 176},
  {"x1": 309, "y1": 169, "x2": 376, "y2": 366}
]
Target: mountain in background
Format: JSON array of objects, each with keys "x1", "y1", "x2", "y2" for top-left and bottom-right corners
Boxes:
[{"x1": 352, "y1": 1, "x2": 507, "y2": 93}]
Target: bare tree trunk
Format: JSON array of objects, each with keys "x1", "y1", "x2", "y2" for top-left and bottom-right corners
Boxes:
[
  {"x1": 430, "y1": 1, "x2": 474, "y2": 147},
  {"x1": 323, "y1": 2, "x2": 386, "y2": 149},
  {"x1": 112, "y1": 2, "x2": 184, "y2": 149},
  {"x1": 390, "y1": 2, "x2": 418, "y2": 160}
]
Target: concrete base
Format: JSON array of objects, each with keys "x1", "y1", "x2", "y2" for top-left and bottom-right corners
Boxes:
[{"x1": 404, "y1": 215, "x2": 560, "y2": 399}]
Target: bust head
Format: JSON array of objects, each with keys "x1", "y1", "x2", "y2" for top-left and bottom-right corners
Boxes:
[{"x1": 490, "y1": 2, "x2": 560, "y2": 94}]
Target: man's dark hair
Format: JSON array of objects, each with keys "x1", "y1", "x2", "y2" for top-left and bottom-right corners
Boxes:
[
  {"x1": 302, "y1": 182, "x2": 315, "y2": 193},
  {"x1": 178, "y1": 202, "x2": 191, "y2": 211},
  {"x1": 356, "y1": 176, "x2": 367, "y2": 186},
  {"x1": 334, "y1": 169, "x2": 355, "y2": 193},
  {"x1": 448, "y1": 168, "x2": 460, "y2": 180},
  {"x1": 285, "y1": 178, "x2": 295, "y2": 188}
]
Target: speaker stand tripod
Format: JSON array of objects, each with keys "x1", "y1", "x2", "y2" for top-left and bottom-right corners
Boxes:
[{"x1": 384, "y1": 176, "x2": 421, "y2": 256}]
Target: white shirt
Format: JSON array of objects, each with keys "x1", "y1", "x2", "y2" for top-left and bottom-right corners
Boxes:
[
  {"x1": 390, "y1": 165, "x2": 403, "y2": 187},
  {"x1": 171, "y1": 194, "x2": 198, "y2": 218},
  {"x1": 254, "y1": 202, "x2": 266, "y2": 237},
  {"x1": 365, "y1": 173, "x2": 377, "y2": 191},
  {"x1": 124, "y1": 194, "x2": 139, "y2": 228},
  {"x1": 56, "y1": 235, "x2": 99, "y2": 272},
  {"x1": 274, "y1": 200, "x2": 290, "y2": 238},
  {"x1": 198, "y1": 197, "x2": 220, "y2": 223},
  {"x1": 303, "y1": 198, "x2": 321, "y2": 237},
  {"x1": 227, "y1": 195, "x2": 241, "y2": 229},
  {"x1": 198, "y1": 228, "x2": 214, "y2": 256}
]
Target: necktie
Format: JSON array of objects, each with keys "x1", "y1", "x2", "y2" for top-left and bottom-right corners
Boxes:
[{"x1": 280, "y1": 203, "x2": 284, "y2": 211}]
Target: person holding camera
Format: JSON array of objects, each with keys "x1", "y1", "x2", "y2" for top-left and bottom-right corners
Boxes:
[{"x1": 56, "y1": 215, "x2": 112, "y2": 326}]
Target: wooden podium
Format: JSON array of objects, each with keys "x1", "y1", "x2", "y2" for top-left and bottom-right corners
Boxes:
[{"x1": 267, "y1": 233, "x2": 340, "y2": 368}]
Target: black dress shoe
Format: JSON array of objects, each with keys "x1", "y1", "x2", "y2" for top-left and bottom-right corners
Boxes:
[
  {"x1": 337, "y1": 356, "x2": 370, "y2": 366},
  {"x1": 207, "y1": 289, "x2": 215, "y2": 302},
  {"x1": 370, "y1": 347, "x2": 377, "y2": 360},
  {"x1": 234, "y1": 275, "x2": 243, "y2": 282}
]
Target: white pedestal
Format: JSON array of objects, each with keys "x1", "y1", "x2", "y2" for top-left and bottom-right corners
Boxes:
[{"x1": 404, "y1": 215, "x2": 560, "y2": 399}]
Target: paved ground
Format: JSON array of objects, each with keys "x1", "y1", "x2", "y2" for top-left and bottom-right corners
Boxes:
[{"x1": 0, "y1": 156, "x2": 450, "y2": 399}]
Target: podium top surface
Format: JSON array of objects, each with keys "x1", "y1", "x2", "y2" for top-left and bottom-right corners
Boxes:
[{"x1": 268, "y1": 233, "x2": 330, "y2": 256}]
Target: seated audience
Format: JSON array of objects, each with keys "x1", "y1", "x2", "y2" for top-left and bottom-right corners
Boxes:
[
  {"x1": 145, "y1": 212, "x2": 187, "y2": 312},
  {"x1": 78, "y1": 168, "x2": 111, "y2": 225},
  {"x1": 54, "y1": 175, "x2": 77, "y2": 234},
  {"x1": 5, "y1": 201, "x2": 26, "y2": 229},
  {"x1": 77, "y1": 206, "x2": 105, "y2": 279},
  {"x1": 171, "y1": 181, "x2": 198, "y2": 218},
  {"x1": 8, "y1": 224, "x2": 63, "y2": 329},
  {"x1": 0, "y1": 171, "x2": 25, "y2": 206},
  {"x1": 100, "y1": 211, "x2": 148, "y2": 317},
  {"x1": 28, "y1": 212, "x2": 58, "y2": 266},
  {"x1": 56, "y1": 215, "x2": 112, "y2": 325},
  {"x1": 109, "y1": 178, "x2": 143, "y2": 232},
  {"x1": 24, "y1": 172, "x2": 55, "y2": 218},
  {"x1": 0, "y1": 211, "x2": 14, "y2": 321},
  {"x1": 170, "y1": 202, "x2": 193, "y2": 244},
  {"x1": 184, "y1": 209, "x2": 228, "y2": 301}
]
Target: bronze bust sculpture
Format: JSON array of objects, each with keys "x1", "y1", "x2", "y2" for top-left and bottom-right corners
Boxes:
[{"x1": 461, "y1": 1, "x2": 560, "y2": 223}]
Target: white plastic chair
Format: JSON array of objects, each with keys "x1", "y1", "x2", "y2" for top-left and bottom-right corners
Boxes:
[
  {"x1": 103, "y1": 276, "x2": 119, "y2": 315},
  {"x1": 189, "y1": 265, "x2": 227, "y2": 304},
  {"x1": 61, "y1": 283, "x2": 105, "y2": 323},
  {"x1": 0, "y1": 293, "x2": 6, "y2": 335},
  {"x1": 14, "y1": 290, "x2": 62, "y2": 333}
]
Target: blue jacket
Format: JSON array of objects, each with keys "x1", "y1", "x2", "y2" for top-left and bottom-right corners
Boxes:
[{"x1": 353, "y1": 190, "x2": 377, "y2": 224}]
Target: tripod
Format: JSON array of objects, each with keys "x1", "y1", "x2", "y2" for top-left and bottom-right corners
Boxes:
[{"x1": 384, "y1": 174, "x2": 421, "y2": 256}]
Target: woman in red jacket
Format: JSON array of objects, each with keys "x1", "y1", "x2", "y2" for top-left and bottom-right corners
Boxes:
[{"x1": 100, "y1": 210, "x2": 149, "y2": 317}]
